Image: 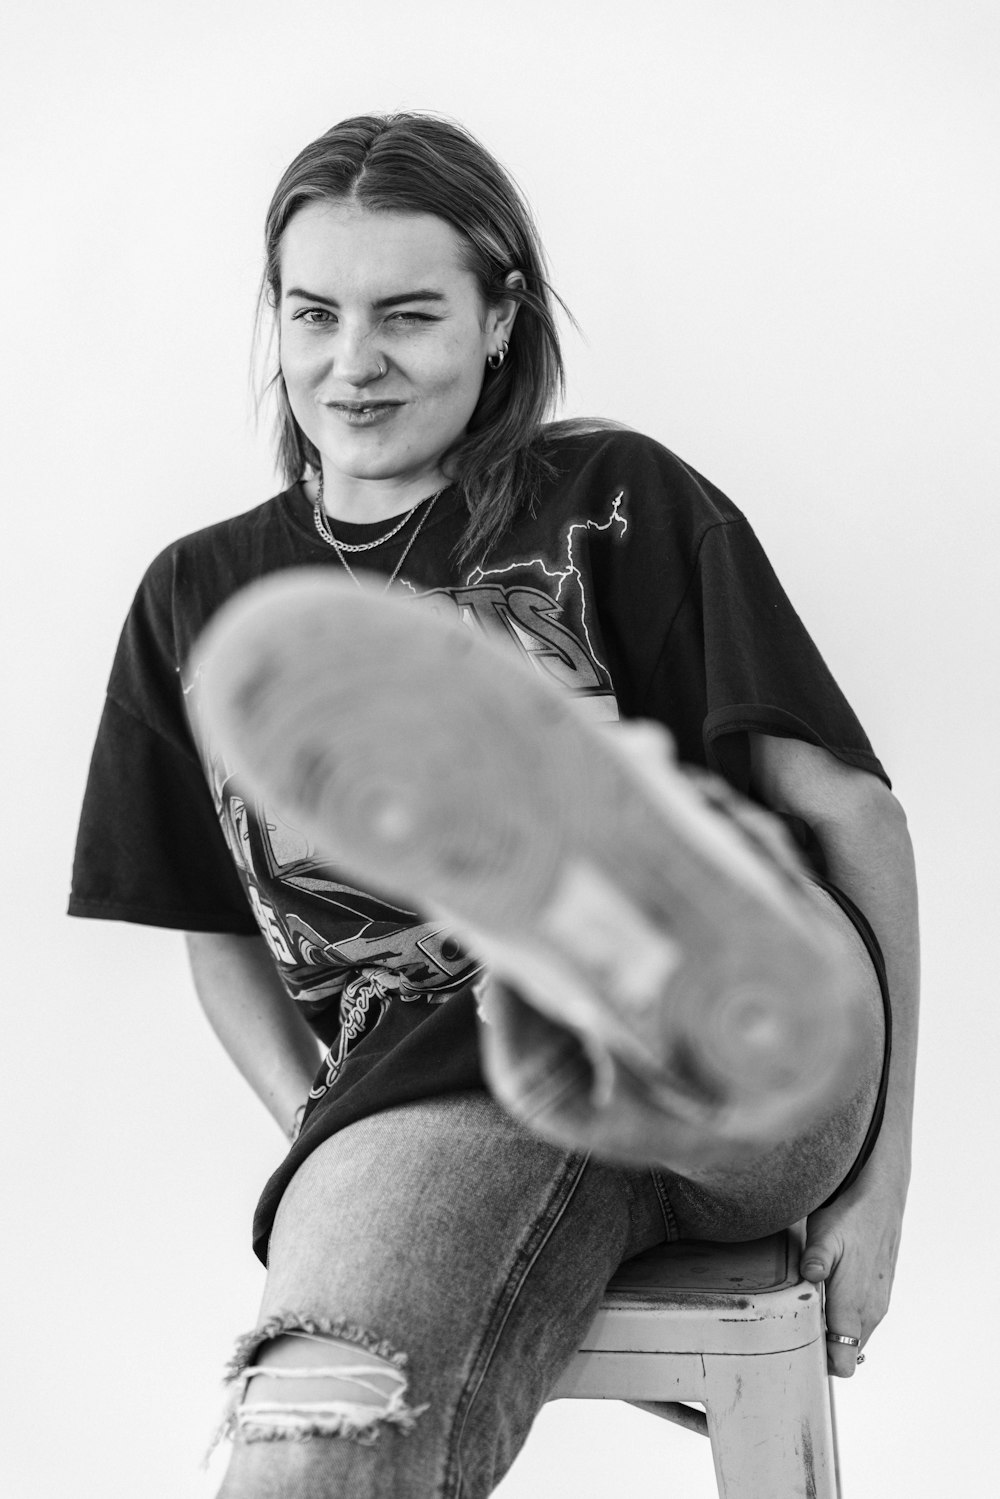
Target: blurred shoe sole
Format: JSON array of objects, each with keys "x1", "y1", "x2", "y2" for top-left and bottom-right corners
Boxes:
[{"x1": 191, "y1": 569, "x2": 856, "y2": 1146}]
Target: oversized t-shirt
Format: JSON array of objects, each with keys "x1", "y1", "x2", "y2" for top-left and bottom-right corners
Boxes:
[{"x1": 68, "y1": 427, "x2": 889, "y2": 1263}]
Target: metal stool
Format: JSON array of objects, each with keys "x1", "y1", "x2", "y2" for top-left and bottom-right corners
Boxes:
[{"x1": 548, "y1": 1225, "x2": 841, "y2": 1498}]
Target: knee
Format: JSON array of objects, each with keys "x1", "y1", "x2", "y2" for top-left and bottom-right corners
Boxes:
[
  {"x1": 216, "y1": 1436, "x2": 337, "y2": 1498},
  {"x1": 210, "y1": 1312, "x2": 430, "y2": 1497}
]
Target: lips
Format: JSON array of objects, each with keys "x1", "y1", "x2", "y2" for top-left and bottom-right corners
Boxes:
[
  {"x1": 324, "y1": 400, "x2": 404, "y2": 429},
  {"x1": 326, "y1": 401, "x2": 403, "y2": 412}
]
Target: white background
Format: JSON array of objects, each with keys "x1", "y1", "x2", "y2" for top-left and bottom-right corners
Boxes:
[{"x1": 3, "y1": 2, "x2": 998, "y2": 1494}]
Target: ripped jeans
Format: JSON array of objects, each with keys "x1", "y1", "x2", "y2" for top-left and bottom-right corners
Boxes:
[
  {"x1": 213, "y1": 877, "x2": 888, "y2": 1498},
  {"x1": 213, "y1": 1091, "x2": 673, "y2": 1498}
]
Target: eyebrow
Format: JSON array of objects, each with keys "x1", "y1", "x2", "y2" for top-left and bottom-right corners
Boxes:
[{"x1": 284, "y1": 287, "x2": 448, "y2": 309}]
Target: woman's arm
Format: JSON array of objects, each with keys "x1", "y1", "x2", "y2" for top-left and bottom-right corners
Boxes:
[
  {"x1": 185, "y1": 931, "x2": 323, "y2": 1140},
  {"x1": 749, "y1": 732, "x2": 920, "y2": 1375}
]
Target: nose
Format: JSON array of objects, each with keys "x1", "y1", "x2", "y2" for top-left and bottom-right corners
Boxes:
[{"x1": 330, "y1": 325, "x2": 385, "y2": 388}]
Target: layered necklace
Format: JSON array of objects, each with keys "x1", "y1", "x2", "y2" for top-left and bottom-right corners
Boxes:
[{"x1": 311, "y1": 471, "x2": 445, "y2": 592}]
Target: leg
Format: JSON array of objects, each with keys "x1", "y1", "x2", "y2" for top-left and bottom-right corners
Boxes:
[
  {"x1": 213, "y1": 1091, "x2": 670, "y2": 1499},
  {"x1": 702, "y1": 1339, "x2": 839, "y2": 1499},
  {"x1": 481, "y1": 879, "x2": 886, "y2": 1241}
]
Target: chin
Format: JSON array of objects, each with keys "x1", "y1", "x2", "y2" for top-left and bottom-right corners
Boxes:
[
  {"x1": 323, "y1": 436, "x2": 454, "y2": 485},
  {"x1": 328, "y1": 452, "x2": 426, "y2": 483}
]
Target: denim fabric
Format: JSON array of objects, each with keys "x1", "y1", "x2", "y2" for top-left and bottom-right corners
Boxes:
[
  {"x1": 225, "y1": 1090, "x2": 673, "y2": 1498},
  {"x1": 220, "y1": 887, "x2": 887, "y2": 1495}
]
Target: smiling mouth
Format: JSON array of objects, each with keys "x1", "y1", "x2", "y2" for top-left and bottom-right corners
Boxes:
[{"x1": 327, "y1": 400, "x2": 403, "y2": 412}]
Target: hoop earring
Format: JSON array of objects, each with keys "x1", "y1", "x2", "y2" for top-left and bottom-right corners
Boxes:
[{"x1": 486, "y1": 340, "x2": 509, "y2": 371}]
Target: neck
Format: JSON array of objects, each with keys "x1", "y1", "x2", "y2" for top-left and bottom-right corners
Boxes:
[{"x1": 312, "y1": 468, "x2": 448, "y2": 524}]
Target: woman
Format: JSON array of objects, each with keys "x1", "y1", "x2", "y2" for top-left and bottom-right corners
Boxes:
[{"x1": 69, "y1": 113, "x2": 917, "y2": 1498}]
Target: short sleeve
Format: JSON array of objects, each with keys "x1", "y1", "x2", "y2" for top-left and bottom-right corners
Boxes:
[
  {"x1": 650, "y1": 517, "x2": 889, "y2": 794},
  {"x1": 68, "y1": 696, "x2": 257, "y2": 932},
  {"x1": 67, "y1": 556, "x2": 258, "y2": 934}
]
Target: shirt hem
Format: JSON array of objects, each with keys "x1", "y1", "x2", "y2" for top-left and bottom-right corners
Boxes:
[{"x1": 67, "y1": 897, "x2": 258, "y2": 935}]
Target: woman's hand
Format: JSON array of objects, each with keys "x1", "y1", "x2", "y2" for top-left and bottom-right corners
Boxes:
[{"x1": 800, "y1": 1143, "x2": 908, "y2": 1377}]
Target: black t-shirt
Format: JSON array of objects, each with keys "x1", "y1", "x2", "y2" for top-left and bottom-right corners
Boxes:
[{"x1": 69, "y1": 427, "x2": 888, "y2": 1263}]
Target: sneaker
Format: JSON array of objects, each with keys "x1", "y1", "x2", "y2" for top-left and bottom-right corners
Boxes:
[{"x1": 191, "y1": 569, "x2": 860, "y2": 1152}]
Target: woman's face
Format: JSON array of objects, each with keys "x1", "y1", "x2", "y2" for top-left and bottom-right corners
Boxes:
[{"x1": 278, "y1": 200, "x2": 508, "y2": 493}]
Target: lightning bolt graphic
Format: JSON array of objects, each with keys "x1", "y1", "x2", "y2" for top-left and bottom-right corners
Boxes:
[{"x1": 464, "y1": 489, "x2": 627, "y2": 675}]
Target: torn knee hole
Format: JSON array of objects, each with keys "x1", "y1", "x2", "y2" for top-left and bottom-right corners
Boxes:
[
  {"x1": 242, "y1": 1329, "x2": 407, "y2": 1426},
  {"x1": 212, "y1": 1313, "x2": 430, "y2": 1449}
]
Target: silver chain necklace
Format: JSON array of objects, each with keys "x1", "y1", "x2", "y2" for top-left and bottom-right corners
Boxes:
[
  {"x1": 311, "y1": 475, "x2": 444, "y2": 593},
  {"x1": 313, "y1": 471, "x2": 432, "y2": 552}
]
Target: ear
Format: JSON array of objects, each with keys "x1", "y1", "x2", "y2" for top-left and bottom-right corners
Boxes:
[{"x1": 487, "y1": 270, "x2": 526, "y2": 341}]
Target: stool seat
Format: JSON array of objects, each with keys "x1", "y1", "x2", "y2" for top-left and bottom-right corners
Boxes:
[{"x1": 548, "y1": 1227, "x2": 840, "y2": 1498}]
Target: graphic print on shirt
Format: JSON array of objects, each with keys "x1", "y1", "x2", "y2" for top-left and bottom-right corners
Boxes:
[
  {"x1": 402, "y1": 488, "x2": 626, "y2": 722},
  {"x1": 188, "y1": 491, "x2": 629, "y2": 1101},
  {"x1": 198, "y1": 764, "x2": 481, "y2": 1100},
  {"x1": 308, "y1": 966, "x2": 397, "y2": 1100}
]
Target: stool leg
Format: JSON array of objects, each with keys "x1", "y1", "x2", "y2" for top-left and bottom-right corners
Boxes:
[{"x1": 701, "y1": 1340, "x2": 839, "y2": 1499}]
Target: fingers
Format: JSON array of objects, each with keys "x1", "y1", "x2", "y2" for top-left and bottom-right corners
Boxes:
[
  {"x1": 801, "y1": 1221, "x2": 863, "y2": 1377},
  {"x1": 801, "y1": 1215, "x2": 843, "y2": 1281},
  {"x1": 827, "y1": 1339, "x2": 865, "y2": 1378},
  {"x1": 820, "y1": 1259, "x2": 869, "y2": 1379},
  {"x1": 825, "y1": 1323, "x2": 866, "y2": 1379},
  {"x1": 800, "y1": 1250, "x2": 832, "y2": 1282}
]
